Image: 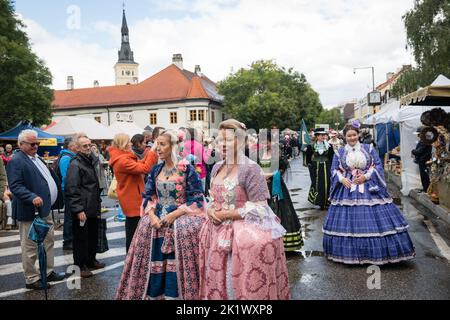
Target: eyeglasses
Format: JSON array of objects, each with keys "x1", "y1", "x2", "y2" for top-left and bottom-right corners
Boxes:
[
  {"x1": 81, "y1": 144, "x2": 92, "y2": 149},
  {"x1": 22, "y1": 141, "x2": 40, "y2": 148}
]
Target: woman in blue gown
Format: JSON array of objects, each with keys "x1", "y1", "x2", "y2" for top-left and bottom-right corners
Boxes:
[{"x1": 323, "y1": 124, "x2": 415, "y2": 264}]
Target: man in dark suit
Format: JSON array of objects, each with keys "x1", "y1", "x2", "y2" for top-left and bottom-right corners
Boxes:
[
  {"x1": 65, "y1": 135, "x2": 105, "y2": 278},
  {"x1": 6, "y1": 130, "x2": 66, "y2": 290}
]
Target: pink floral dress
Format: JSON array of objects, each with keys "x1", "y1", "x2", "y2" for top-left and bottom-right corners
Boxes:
[{"x1": 198, "y1": 156, "x2": 291, "y2": 300}]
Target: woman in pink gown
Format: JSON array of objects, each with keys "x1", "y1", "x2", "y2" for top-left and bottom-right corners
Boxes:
[{"x1": 198, "y1": 119, "x2": 290, "y2": 300}]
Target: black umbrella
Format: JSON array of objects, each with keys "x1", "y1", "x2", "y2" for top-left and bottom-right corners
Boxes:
[{"x1": 28, "y1": 213, "x2": 51, "y2": 300}]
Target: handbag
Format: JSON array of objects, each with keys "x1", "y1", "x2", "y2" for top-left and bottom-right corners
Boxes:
[
  {"x1": 107, "y1": 177, "x2": 118, "y2": 199},
  {"x1": 97, "y1": 216, "x2": 109, "y2": 253}
]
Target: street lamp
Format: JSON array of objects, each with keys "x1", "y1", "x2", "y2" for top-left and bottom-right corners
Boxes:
[
  {"x1": 353, "y1": 66, "x2": 379, "y2": 115},
  {"x1": 353, "y1": 66, "x2": 375, "y2": 91}
]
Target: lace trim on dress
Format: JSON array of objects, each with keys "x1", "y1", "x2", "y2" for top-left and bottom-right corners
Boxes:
[
  {"x1": 330, "y1": 198, "x2": 393, "y2": 206},
  {"x1": 238, "y1": 201, "x2": 286, "y2": 239},
  {"x1": 322, "y1": 225, "x2": 409, "y2": 237},
  {"x1": 325, "y1": 253, "x2": 415, "y2": 265}
]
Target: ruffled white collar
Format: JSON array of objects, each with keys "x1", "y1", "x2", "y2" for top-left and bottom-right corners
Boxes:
[
  {"x1": 345, "y1": 142, "x2": 362, "y2": 152},
  {"x1": 344, "y1": 142, "x2": 367, "y2": 169}
]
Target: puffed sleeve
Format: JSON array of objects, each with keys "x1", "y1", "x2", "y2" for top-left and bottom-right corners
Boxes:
[
  {"x1": 331, "y1": 152, "x2": 345, "y2": 183},
  {"x1": 237, "y1": 163, "x2": 286, "y2": 239},
  {"x1": 328, "y1": 151, "x2": 347, "y2": 200},
  {"x1": 178, "y1": 164, "x2": 206, "y2": 216},
  {"x1": 141, "y1": 164, "x2": 159, "y2": 215},
  {"x1": 243, "y1": 163, "x2": 270, "y2": 201},
  {"x1": 364, "y1": 144, "x2": 387, "y2": 190}
]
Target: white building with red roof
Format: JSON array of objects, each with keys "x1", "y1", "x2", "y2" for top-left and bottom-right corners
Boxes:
[{"x1": 52, "y1": 9, "x2": 224, "y2": 136}]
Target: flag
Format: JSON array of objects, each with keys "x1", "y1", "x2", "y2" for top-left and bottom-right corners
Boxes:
[{"x1": 299, "y1": 119, "x2": 311, "y2": 148}]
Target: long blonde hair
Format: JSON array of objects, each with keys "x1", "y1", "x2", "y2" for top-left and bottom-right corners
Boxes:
[{"x1": 112, "y1": 133, "x2": 131, "y2": 151}]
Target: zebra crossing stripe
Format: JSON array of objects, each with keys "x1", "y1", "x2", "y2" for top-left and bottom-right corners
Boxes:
[
  {"x1": 0, "y1": 247, "x2": 126, "y2": 277},
  {"x1": 0, "y1": 220, "x2": 124, "y2": 245},
  {"x1": 0, "y1": 232, "x2": 59, "y2": 245},
  {"x1": 0, "y1": 231, "x2": 126, "y2": 258},
  {"x1": 0, "y1": 261, "x2": 125, "y2": 299}
]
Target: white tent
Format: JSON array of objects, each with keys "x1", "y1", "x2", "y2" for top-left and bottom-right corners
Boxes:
[
  {"x1": 431, "y1": 74, "x2": 450, "y2": 86},
  {"x1": 364, "y1": 100, "x2": 401, "y2": 125},
  {"x1": 108, "y1": 122, "x2": 144, "y2": 137},
  {"x1": 400, "y1": 74, "x2": 450, "y2": 106},
  {"x1": 46, "y1": 116, "x2": 115, "y2": 140},
  {"x1": 398, "y1": 105, "x2": 450, "y2": 195}
]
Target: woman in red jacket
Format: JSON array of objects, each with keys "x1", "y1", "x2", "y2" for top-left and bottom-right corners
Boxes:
[{"x1": 109, "y1": 133, "x2": 158, "y2": 252}]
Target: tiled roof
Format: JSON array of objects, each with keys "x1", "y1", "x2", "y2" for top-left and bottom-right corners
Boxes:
[
  {"x1": 53, "y1": 64, "x2": 222, "y2": 110},
  {"x1": 376, "y1": 65, "x2": 412, "y2": 91}
]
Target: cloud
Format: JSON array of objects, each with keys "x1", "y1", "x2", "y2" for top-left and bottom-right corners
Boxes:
[
  {"x1": 21, "y1": 16, "x2": 117, "y2": 89},
  {"x1": 19, "y1": 0, "x2": 416, "y2": 108}
]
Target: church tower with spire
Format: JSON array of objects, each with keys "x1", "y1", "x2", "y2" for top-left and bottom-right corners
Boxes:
[{"x1": 114, "y1": 7, "x2": 139, "y2": 85}]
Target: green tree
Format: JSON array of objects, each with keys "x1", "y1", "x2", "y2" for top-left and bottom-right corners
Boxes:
[
  {"x1": 315, "y1": 107, "x2": 345, "y2": 129},
  {"x1": 218, "y1": 60, "x2": 323, "y2": 131},
  {"x1": 0, "y1": 0, "x2": 53, "y2": 133},
  {"x1": 393, "y1": 0, "x2": 450, "y2": 98},
  {"x1": 391, "y1": 68, "x2": 421, "y2": 98}
]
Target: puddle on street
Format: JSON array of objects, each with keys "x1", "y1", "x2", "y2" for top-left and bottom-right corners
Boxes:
[
  {"x1": 299, "y1": 273, "x2": 319, "y2": 284},
  {"x1": 300, "y1": 215, "x2": 321, "y2": 222},
  {"x1": 286, "y1": 250, "x2": 325, "y2": 259},
  {"x1": 301, "y1": 223, "x2": 316, "y2": 239}
]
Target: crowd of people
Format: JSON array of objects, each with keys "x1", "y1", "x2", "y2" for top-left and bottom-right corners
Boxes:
[{"x1": 0, "y1": 118, "x2": 416, "y2": 299}]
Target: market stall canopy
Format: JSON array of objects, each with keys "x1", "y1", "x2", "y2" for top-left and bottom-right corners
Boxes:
[
  {"x1": 397, "y1": 105, "x2": 450, "y2": 196},
  {"x1": 400, "y1": 75, "x2": 450, "y2": 106},
  {"x1": 108, "y1": 122, "x2": 144, "y2": 137},
  {"x1": 0, "y1": 121, "x2": 64, "y2": 144},
  {"x1": 46, "y1": 116, "x2": 115, "y2": 140},
  {"x1": 398, "y1": 105, "x2": 450, "y2": 123},
  {"x1": 364, "y1": 100, "x2": 401, "y2": 124}
]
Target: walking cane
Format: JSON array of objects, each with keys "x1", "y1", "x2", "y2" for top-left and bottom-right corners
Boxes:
[{"x1": 28, "y1": 207, "x2": 51, "y2": 300}]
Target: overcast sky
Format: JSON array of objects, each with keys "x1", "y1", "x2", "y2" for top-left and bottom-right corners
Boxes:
[{"x1": 15, "y1": 0, "x2": 416, "y2": 108}]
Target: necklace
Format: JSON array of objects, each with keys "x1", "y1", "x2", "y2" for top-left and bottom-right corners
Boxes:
[{"x1": 162, "y1": 165, "x2": 177, "y2": 180}]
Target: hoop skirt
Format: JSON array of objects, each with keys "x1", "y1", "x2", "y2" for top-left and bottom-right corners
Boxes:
[{"x1": 323, "y1": 144, "x2": 415, "y2": 265}]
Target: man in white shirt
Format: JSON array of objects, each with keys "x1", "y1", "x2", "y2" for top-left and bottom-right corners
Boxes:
[{"x1": 6, "y1": 130, "x2": 66, "y2": 290}]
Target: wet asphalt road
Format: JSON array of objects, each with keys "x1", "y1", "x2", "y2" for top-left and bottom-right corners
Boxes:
[{"x1": 1, "y1": 157, "x2": 449, "y2": 300}]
